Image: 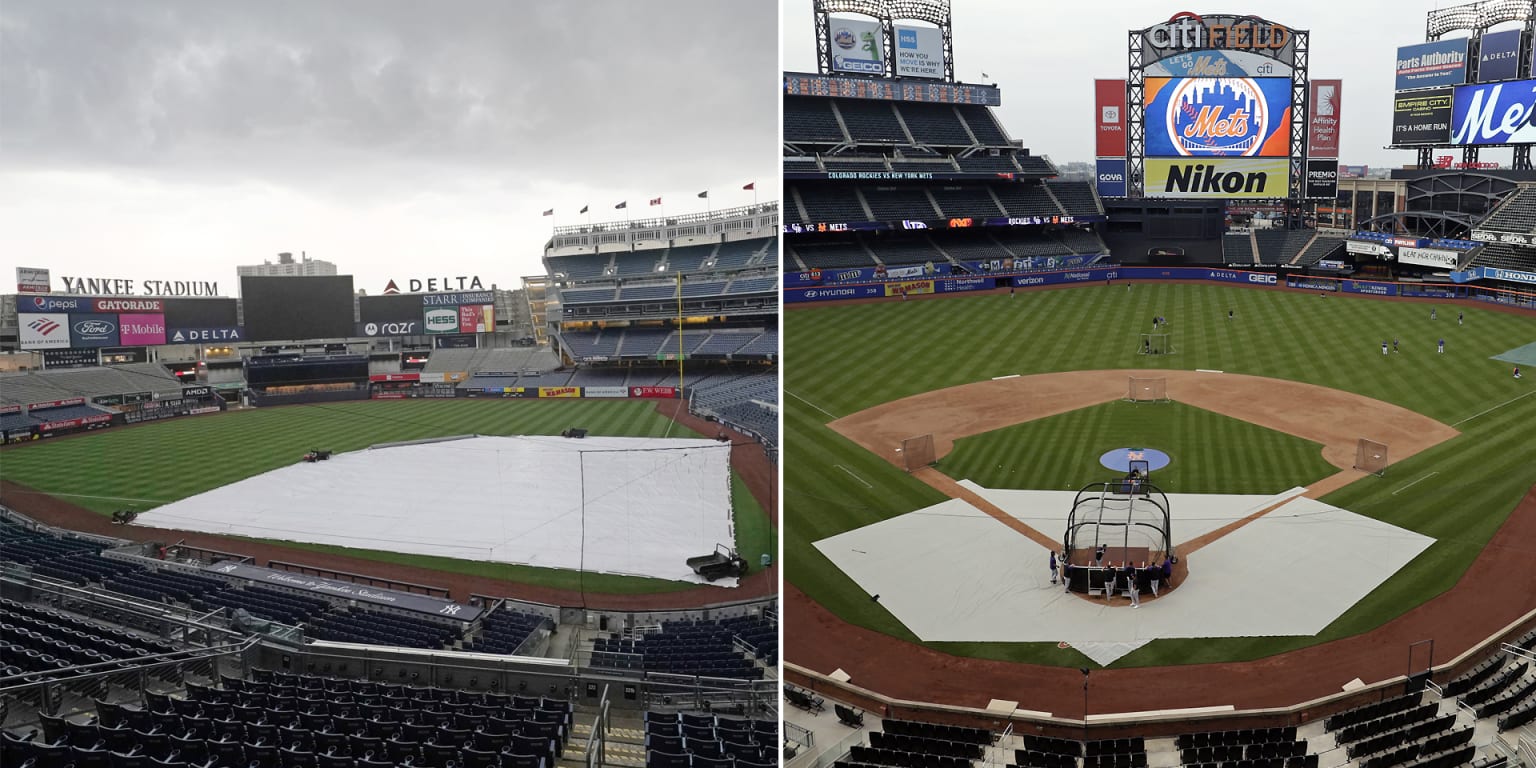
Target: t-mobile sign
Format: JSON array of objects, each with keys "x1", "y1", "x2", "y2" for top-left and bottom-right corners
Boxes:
[{"x1": 118, "y1": 313, "x2": 167, "y2": 345}]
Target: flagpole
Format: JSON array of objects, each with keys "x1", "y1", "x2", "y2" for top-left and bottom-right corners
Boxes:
[{"x1": 676, "y1": 271, "x2": 684, "y2": 394}]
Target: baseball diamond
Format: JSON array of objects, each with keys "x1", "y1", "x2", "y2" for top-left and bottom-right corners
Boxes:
[{"x1": 784, "y1": 279, "x2": 1536, "y2": 715}]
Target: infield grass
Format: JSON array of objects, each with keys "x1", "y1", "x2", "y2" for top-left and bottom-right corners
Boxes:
[
  {"x1": 785, "y1": 283, "x2": 1536, "y2": 666},
  {"x1": 0, "y1": 399, "x2": 772, "y2": 595}
]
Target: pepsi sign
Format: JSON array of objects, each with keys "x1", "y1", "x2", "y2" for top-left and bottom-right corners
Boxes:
[{"x1": 19, "y1": 295, "x2": 86, "y2": 313}]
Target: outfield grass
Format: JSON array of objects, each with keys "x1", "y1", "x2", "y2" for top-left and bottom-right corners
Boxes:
[
  {"x1": 0, "y1": 399, "x2": 772, "y2": 595},
  {"x1": 941, "y1": 400, "x2": 1337, "y2": 495},
  {"x1": 785, "y1": 283, "x2": 1536, "y2": 666}
]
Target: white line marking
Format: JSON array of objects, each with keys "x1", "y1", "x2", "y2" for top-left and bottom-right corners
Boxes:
[
  {"x1": 1196, "y1": 369, "x2": 1224, "y2": 374},
  {"x1": 992, "y1": 374, "x2": 1021, "y2": 380},
  {"x1": 1451, "y1": 390, "x2": 1535, "y2": 427},
  {"x1": 835, "y1": 464, "x2": 874, "y2": 488},
  {"x1": 785, "y1": 389, "x2": 837, "y2": 420},
  {"x1": 3, "y1": 491, "x2": 171, "y2": 504},
  {"x1": 1391, "y1": 472, "x2": 1439, "y2": 496}
]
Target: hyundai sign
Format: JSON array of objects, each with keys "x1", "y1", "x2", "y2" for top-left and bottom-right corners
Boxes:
[
  {"x1": 1450, "y1": 78, "x2": 1536, "y2": 145},
  {"x1": 1096, "y1": 158, "x2": 1128, "y2": 197}
]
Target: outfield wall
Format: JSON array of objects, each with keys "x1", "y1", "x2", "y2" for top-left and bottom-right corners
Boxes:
[{"x1": 784, "y1": 266, "x2": 1536, "y2": 310}]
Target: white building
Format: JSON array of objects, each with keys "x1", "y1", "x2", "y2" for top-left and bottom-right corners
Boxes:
[{"x1": 236, "y1": 252, "x2": 337, "y2": 277}]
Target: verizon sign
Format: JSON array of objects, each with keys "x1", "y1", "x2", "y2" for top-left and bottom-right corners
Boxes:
[{"x1": 1398, "y1": 246, "x2": 1460, "y2": 269}]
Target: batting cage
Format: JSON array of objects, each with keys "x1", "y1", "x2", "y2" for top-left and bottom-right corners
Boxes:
[
  {"x1": 1063, "y1": 480, "x2": 1173, "y2": 594},
  {"x1": 1137, "y1": 332, "x2": 1176, "y2": 356},
  {"x1": 1126, "y1": 376, "x2": 1170, "y2": 403},
  {"x1": 901, "y1": 434, "x2": 936, "y2": 472},
  {"x1": 1354, "y1": 438, "x2": 1389, "y2": 477}
]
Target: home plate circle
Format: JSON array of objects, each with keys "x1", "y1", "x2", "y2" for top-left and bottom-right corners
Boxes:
[{"x1": 1099, "y1": 447, "x2": 1171, "y2": 473}]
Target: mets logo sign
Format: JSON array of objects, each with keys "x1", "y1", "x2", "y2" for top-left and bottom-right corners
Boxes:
[{"x1": 1166, "y1": 78, "x2": 1269, "y2": 156}]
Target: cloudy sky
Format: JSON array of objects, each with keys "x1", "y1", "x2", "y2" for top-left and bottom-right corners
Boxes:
[
  {"x1": 0, "y1": 0, "x2": 779, "y2": 296},
  {"x1": 783, "y1": 0, "x2": 1526, "y2": 170}
]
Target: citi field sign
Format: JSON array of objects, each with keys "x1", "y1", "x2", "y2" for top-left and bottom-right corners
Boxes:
[{"x1": 1144, "y1": 12, "x2": 1292, "y2": 55}]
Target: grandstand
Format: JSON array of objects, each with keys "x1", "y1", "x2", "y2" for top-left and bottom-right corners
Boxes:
[{"x1": 541, "y1": 204, "x2": 779, "y2": 455}]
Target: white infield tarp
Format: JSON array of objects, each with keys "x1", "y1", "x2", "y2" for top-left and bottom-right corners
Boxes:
[
  {"x1": 133, "y1": 435, "x2": 737, "y2": 586},
  {"x1": 814, "y1": 488, "x2": 1433, "y2": 662}
]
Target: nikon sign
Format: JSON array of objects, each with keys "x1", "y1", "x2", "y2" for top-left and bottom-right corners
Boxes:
[{"x1": 1143, "y1": 157, "x2": 1290, "y2": 198}]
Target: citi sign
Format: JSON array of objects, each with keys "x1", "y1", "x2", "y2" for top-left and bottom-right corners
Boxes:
[{"x1": 1147, "y1": 12, "x2": 1290, "y2": 51}]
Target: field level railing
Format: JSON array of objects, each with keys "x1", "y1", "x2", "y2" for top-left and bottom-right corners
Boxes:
[{"x1": 266, "y1": 559, "x2": 451, "y2": 598}]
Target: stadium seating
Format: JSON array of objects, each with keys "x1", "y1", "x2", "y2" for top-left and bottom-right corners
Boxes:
[
  {"x1": 3, "y1": 668, "x2": 575, "y2": 768},
  {"x1": 785, "y1": 96, "x2": 850, "y2": 143},
  {"x1": 796, "y1": 183, "x2": 874, "y2": 223},
  {"x1": 1476, "y1": 184, "x2": 1536, "y2": 235},
  {"x1": 956, "y1": 105, "x2": 1011, "y2": 146},
  {"x1": 461, "y1": 608, "x2": 551, "y2": 656},
  {"x1": 993, "y1": 185, "x2": 1063, "y2": 217},
  {"x1": 860, "y1": 187, "x2": 940, "y2": 221},
  {"x1": 1046, "y1": 181, "x2": 1102, "y2": 217},
  {"x1": 0, "y1": 597, "x2": 179, "y2": 676},
  {"x1": 1222, "y1": 234, "x2": 1257, "y2": 264},
  {"x1": 306, "y1": 607, "x2": 463, "y2": 650},
  {"x1": 1472, "y1": 241, "x2": 1536, "y2": 271},
  {"x1": 898, "y1": 103, "x2": 975, "y2": 146},
  {"x1": 837, "y1": 100, "x2": 909, "y2": 144},
  {"x1": 191, "y1": 586, "x2": 332, "y2": 626},
  {"x1": 644, "y1": 711, "x2": 776, "y2": 768},
  {"x1": 590, "y1": 617, "x2": 771, "y2": 679},
  {"x1": 931, "y1": 187, "x2": 1005, "y2": 218},
  {"x1": 1296, "y1": 235, "x2": 1346, "y2": 266},
  {"x1": 956, "y1": 155, "x2": 1021, "y2": 173},
  {"x1": 547, "y1": 252, "x2": 610, "y2": 280},
  {"x1": 0, "y1": 363, "x2": 184, "y2": 408},
  {"x1": 791, "y1": 240, "x2": 878, "y2": 269},
  {"x1": 867, "y1": 238, "x2": 943, "y2": 266}
]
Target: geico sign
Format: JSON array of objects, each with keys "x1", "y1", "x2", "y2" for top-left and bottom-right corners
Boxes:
[
  {"x1": 1248, "y1": 273, "x2": 1277, "y2": 284},
  {"x1": 1147, "y1": 12, "x2": 1290, "y2": 51}
]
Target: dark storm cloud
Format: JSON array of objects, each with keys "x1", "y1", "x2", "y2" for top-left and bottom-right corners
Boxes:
[{"x1": 0, "y1": 0, "x2": 776, "y2": 189}]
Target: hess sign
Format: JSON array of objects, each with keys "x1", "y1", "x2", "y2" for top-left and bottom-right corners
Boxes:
[{"x1": 1146, "y1": 12, "x2": 1291, "y2": 53}]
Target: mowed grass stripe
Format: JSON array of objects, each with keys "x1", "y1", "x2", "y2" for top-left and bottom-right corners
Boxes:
[
  {"x1": 0, "y1": 399, "x2": 772, "y2": 595},
  {"x1": 786, "y1": 284, "x2": 1536, "y2": 666}
]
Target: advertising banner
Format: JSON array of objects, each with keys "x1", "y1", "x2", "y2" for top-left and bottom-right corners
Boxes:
[
  {"x1": 1398, "y1": 247, "x2": 1460, "y2": 269},
  {"x1": 1143, "y1": 157, "x2": 1290, "y2": 198},
  {"x1": 1339, "y1": 165, "x2": 1369, "y2": 177},
  {"x1": 784, "y1": 285, "x2": 884, "y2": 302},
  {"x1": 1348, "y1": 240, "x2": 1392, "y2": 256},
  {"x1": 1392, "y1": 88, "x2": 1454, "y2": 144},
  {"x1": 1401, "y1": 285, "x2": 1461, "y2": 298},
  {"x1": 0, "y1": 405, "x2": 18, "y2": 416},
  {"x1": 421, "y1": 291, "x2": 494, "y2": 306},
  {"x1": 1308, "y1": 80, "x2": 1342, "y2": 157},
  {"x1": 423, "y1": 307, "x2": 459, "y2": 334},
  {"x1": 369, "y1": 373, "x2": 420, "y2": 383},
  {"x1": 18, "y1": 295, "x2": 88, "y2": 313},
  {"x1": 1450, "y1": 79, "x2": 1536, "y2": 145},
  {"x1": 458, "y1": 304, "x2": 495, "y2": 333},
  {"x1": 69, "y1": 315, "x2": 120, "y2": 348},
  {"x1": 893, "y1": 24, "x2": 943, "y2": 79},
  {"x1": 1139, "y1": 14, "x2": 1296, "y2": 67},
  {"x1": 538, "y1": 387, "x2": 581, "y2": 398},
  {"x1": 434, "y1": 334, "x2": 477, "y2": 349},
  {"x1": 42, "y1": 349, "x2": 100, "y2": 369},
  {"x1": 1305, "y1": 159, "x2": 1339, "y2": 199},
  {"x1": 500, "y1": 387, "x2": 534, "y2": 398},
  {"x1": 29, "y1": 397, "x2": 86, "y2": 410},
  {"x1": 934, "y1": 277, "x2": 996, "y2": 294},
  {"x1": 829, "y1": 16, "x2": 885, "y2": 75},
  {"x1": 167, "y1": 327, "x2": 243, "y2": 343},
  {"x1": 629, "y1": 386, "x2": 679, "y2": 399},
  {"x1": 1146, "y1": 50, "x2": 1293, "y2": 78},
  {"x1": 1343, "y1": 280, "x2": 1398, "y2": 296},
  {"x1": 1478, "y1": 29, "x2": 1521, "y2": 82},
  {"x1": 21, "y1": 313, "x2": 70, "y2": 349},
  {"x1": 1096, "y1": 158, "x2": 1128, "y2": 197},
  {"x1": 1144, "y1": 77, "x2": 1291, "y2": 157},
  {"x1": 94, "y1": 298, "x2": 163, "y2": 313},
  {"x1": 372, "y1": 392, "x2": 407, "y2": 400},
  {"x1": 1287, "y1": 276, "x2": 1341, "y2": 291},
  {"x1": 583, "y1": 386, "x2": 630, "y2": 398},
  {"x1": 182, "y1": 386, "x2": 213, "y2": 398},
  {"x1": 1095, "y1": 79, "x2": 1127, "y2": 157},
  {"x1": 884, "y1": 280, "x2": 934, "y2": 297},
  {"x1": 1396, "y1": 39, "x2": 1470, "y2": 90},
  {"x1": 16, "y1": 267, "x2": 50, "y2": 293},
  {"x1": 356, "y1": 320, "x2": 420, "y2": 337},
  {"x1": 118, "y1": 314, "x2": 167, "y2": 346}
]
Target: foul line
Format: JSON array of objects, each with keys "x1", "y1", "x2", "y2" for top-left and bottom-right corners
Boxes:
[
  {"x1": 1451, "y1": 390, "x2": 1535, "y2": 427},
  {"x1": 786, "y1": 389, "x2": 838, "y2": 420},
  {"x1": 1392, "y1": 472, "x2": 1440, "y2": 496},
  {"x1": 0, "y1": 490, "x2": 171, "y2": 504},
  {"x1": 835, "y1": 465, "x2": 873, "y2": 488}
]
